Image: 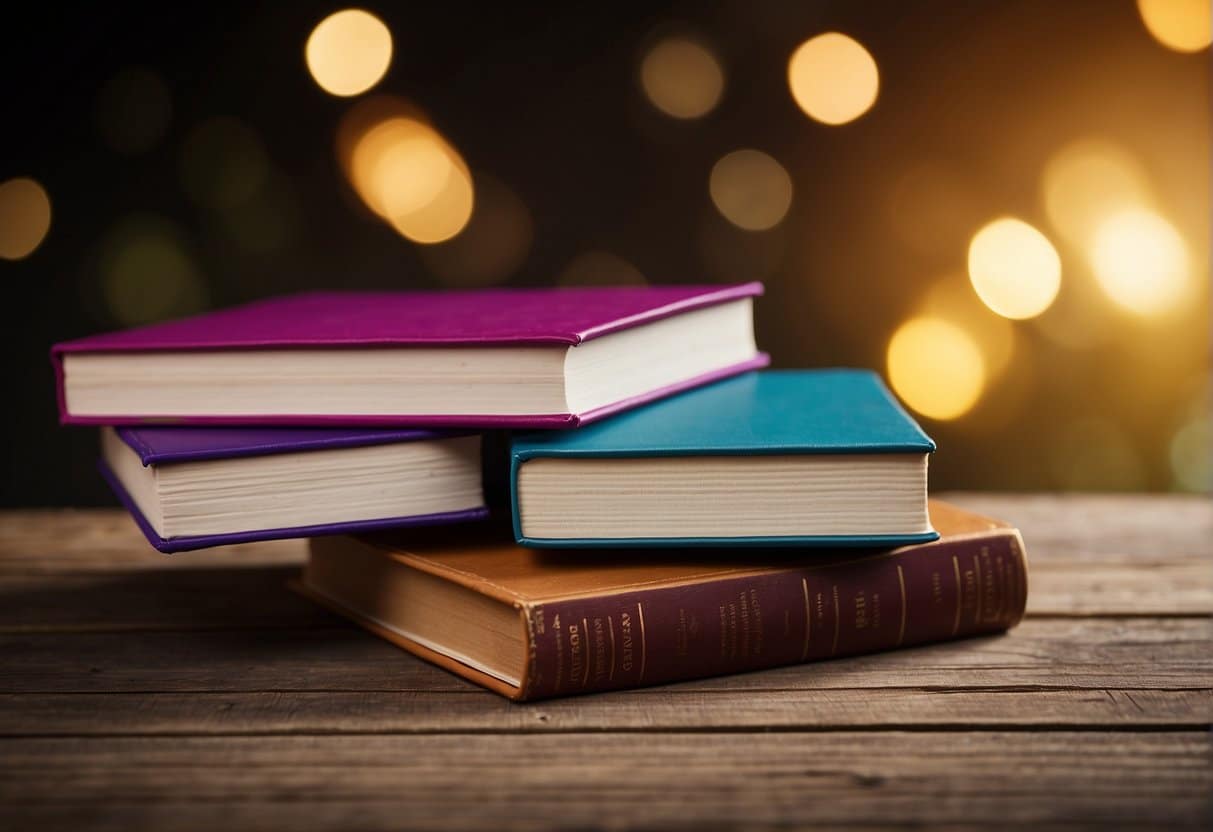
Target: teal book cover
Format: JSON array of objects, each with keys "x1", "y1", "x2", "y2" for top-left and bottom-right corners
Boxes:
[{"x1": 509, "y1": 369, "x2": 938, "y2": 547}]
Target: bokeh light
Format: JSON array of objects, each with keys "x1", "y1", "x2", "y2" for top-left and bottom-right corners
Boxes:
[
  {"x1": 305, "y1": 9, "x2": 393, "y2": 97},
  {"x1": 355, "y1": 119, "x2": 455, "y2": 217},
  {"x1": 640, "y1": 37, "x2": 724, "y2": 119},
  {"x1": 1041, "y1": 139, "x2": 1153, "y2": 246},
  {"x1": 98, "y1": 216, "x2": 209, "y2": 326},
  {"x1": 1031, "y1": 279, "x2": 1117, "y2": 350},
  {"x1": 180, "y1": 117, "x2": 270, "y2": 210},
  {"x1": 95, "y1": 67, "x2": 172, "y2": 155},
  {"x1": 0, "y1": 177, "x2": 52, "y2": 261},
  {"x1": 887, "y1": 317, "x2": 986, "y2": 421},
  {"x1": 709, "y1": 149, "x2": 793, "y2": 231},
  {"x1": 338, "y1": 98, "x2": 477, "y2": 243},
  {"x1": 335, "y1": 95, "x2": 421, "y2": 167},
  {"x1": 1137, "y1": 0, "x2": 1212, "y2": 53},
  {"x1": 385, "y1": 173, "x2": 474, "y2": 244},
  {"x1": 557, "y1": 251, "x2": 646, "y2": 286},
  {"x1": 1170, "y1": 415, "x2": 1211, "y2": 491},
  {"x1": 787, "y1": 32, "x2": 879, "y2": 125},
  {"x1": 1090, "y1": 209, "x2": 1189, "y2": 316},
  {"x1": 967, "y1": 217, "x2": 1061, "y2": 320},
  {"x1": 347, "y1": 115, "x2": 474, "y2": 244},
  {"x1": 420, "y1": 175, "x2": 533, "y2": 286},
  {"x1": 922, "y1": 278, "x2": 1015, "y2": 377}
]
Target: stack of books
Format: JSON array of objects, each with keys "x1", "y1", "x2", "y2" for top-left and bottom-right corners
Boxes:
[{"x1": 52, "y1": 283, "x2": 1027, "y2": 700}]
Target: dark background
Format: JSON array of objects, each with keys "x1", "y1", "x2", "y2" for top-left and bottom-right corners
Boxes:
[{"x1": 2, "y1": 0, "x2": 1208, "y2": 506}]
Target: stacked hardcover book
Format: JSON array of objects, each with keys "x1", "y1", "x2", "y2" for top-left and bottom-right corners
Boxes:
[{"x1": 53, "y1": 283, "x2": 1027, "y2": 700}]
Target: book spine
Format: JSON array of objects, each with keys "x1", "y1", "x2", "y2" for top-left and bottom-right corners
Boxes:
[{"x1": 520, "y1": 531, "x2": 1027, "y2": 700}]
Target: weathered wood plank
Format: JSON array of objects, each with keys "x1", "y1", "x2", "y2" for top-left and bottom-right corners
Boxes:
[
  {"x1": 0, "y1": 687, "x2": 1207, "y2": 736},
  {"x1": 945, "y1": 493, "x2": 1213, "y2": 561},
  {"x1": 0, "y1": 510, "x2": 307, "y2": 574},
  {"x1": 0, "y1": 733, "x2": 1208, "y2": 830},
  {"x1": 1, "y1": 619, "x2": 1208, "y2": 694},
  {"x1": 0, "y1": 568, "x2": 338, "y2": 632},
  {"x1": 1025, "y1": 561, "x2": 1213, "y2": 616},
  {"x1": 0, "y1": 498, "x2": 1207, "y2": 830}
]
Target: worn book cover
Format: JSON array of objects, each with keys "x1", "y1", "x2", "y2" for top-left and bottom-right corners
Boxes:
[{"x1": 296, "y1": 501, "x2": 1027, "y2": 700}]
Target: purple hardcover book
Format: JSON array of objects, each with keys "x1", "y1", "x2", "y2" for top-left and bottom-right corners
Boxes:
[
  {"x1": 53, "y1": 284, "x2": 768, "y2": 427},
  {"x1": 99, "y1": 426, "x2": 488, "y2": 553}
]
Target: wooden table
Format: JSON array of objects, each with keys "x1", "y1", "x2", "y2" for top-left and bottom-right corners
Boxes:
[{"x1": 1, "y1": 494, "x2": 1210, "y2": 830}]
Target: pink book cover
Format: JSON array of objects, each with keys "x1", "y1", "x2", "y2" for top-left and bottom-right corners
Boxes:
[{"x1": 52, "y1": 283, "x2": 768, "y2": 428}]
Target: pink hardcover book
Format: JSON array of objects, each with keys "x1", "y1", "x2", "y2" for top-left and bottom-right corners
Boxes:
[{"x1": 52, "y1": 284, "x2": 768, "y2": 428}]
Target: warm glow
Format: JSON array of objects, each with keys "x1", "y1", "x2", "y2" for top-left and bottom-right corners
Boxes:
[
  {"x1": 356, "y1": 120, "x2": 454, "y2": 216},
  {"x1": 1137, "y1": 0, "x2": 1212, "y2": 52},
  {"x1": 709, "y1": 149, "x2": 793, "y2": 231},
  {"x1": 420, "y1": 176, "x2": 533, "y2": 286},
  {"x1": 0, "y1": 178, "x2": 52, "y2": 260},
  {"x1": 887, "y1": 317, "x2": 986, "y2": 420},
  {"x1": 640, "y1": 37, "x2": 724, "y2": 119},
  {"x1": 306, "y1": 9, "x2": 393, "y2": 96},
  {"x1": 1170, "y1": 415, "x2": 1211, "y2": 491},
  {"x1": 787, "y1": 32, "x2": 878, "y2": 125},
  {"x1": 557, "y1": 251, "x2": 646, "y2": 286},
  {"x1": 350, "y1": 116, "x2": 474, "y2": 244},
  {"x1": 1042, "y1": 139, "x2": 1152, "y2": 245},
  {"x1": 923, "y1": 278, "x2": 1015, "y2": 377},
  {"x1": 888, "y1": 161, "x2": 979, "y2": 257},
  {"x1": 967, "y1": 217, "x2": 1061, "y2": 320},
  {"x1": 1090, "y1": 209, "x2": 1189, "y2": 315}
]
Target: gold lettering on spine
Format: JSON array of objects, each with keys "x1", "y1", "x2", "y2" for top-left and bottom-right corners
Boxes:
[
  {"x1": 620, "y1": 613, "x2": 634, "y2": 672},
  {"x1": 636, "y1": 602, "x2": 647, "y2": 682},
  {"x1": 801, "y1": 578, "x2": 811, "y2": 661},
  {"x1": 973, "y1": 555, "x2": 983, "y2": 625},
  {"x1": 607, "y1": 615, "x2": 616, "y2": 681},
  {"x1": 830, "y1": 584, "x2": 840, "y2": 656},
  {"x1": 896, "y1": 565, "x2": 907, "y2": 647},
  {"x1": 581, "y1": 618, "x2": 591, "y2": 686},
  {"x1": 553, "y1": 613, "x2": 564, "y2": 691},
  {"x1": 951, "y1": 555, "x2": 962, "y2": 636},
  {"x1": 567, "y1": 619, "x2": 583, "y2": 689}
]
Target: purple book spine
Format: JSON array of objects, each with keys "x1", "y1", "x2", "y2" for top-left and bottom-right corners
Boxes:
[{"x1": 519, "y1": 532, "x2": 1027, "y2": 700}]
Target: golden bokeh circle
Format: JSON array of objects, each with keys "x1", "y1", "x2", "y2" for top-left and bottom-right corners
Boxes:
[
  {"x1": 709, "y1": 150, "x2": 793, "y2": 231},
  {"x1": 0, "y1": 177, "x2": 52, "y2": 261},
  {"x1": 306, "y1": 9, "x2": 393, "y2": 97},
  {"x1": 640, "y1": 37, "x2": 725, "y2": 119},
  {"x1": 787, "y1": 33, "x2": 879, "y2": 125}
]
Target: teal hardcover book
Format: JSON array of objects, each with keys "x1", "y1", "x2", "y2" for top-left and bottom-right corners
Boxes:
[{"x1": 509, "y1": 369, "x2": 938, "y2": 547}]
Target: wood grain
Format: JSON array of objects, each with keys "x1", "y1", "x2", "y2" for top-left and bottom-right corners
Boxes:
[
  {"x1": 1, "y1": 496, "x2": 1209, "y2": 831},
  {"x1": 946, "y1": 493, "x2": 1213, "y2": 561},
  {"x1": 0, "y1": 733, "x2": 1209, "y2": 830},
  {"x1": 0, "y1": 687, "x2": 1208, "y2": 736},
  {"x1": 2, "y1": 619, "x2": 1208, "y2": 693}
]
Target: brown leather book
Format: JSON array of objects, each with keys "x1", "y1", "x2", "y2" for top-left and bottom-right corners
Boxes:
[{"x1": 295, "y1": 500, "x2": 1028, "y2": 700}]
